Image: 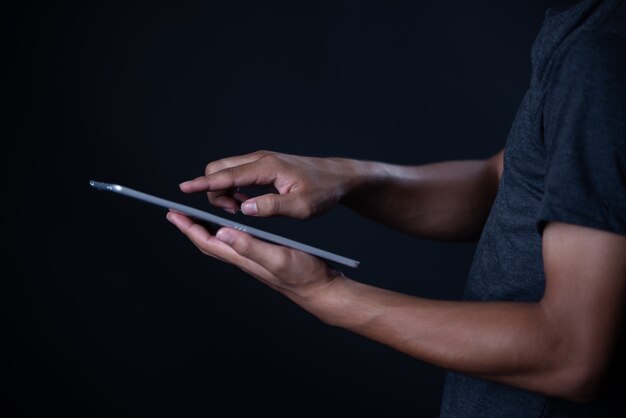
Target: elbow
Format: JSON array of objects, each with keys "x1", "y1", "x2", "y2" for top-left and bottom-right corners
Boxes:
[
  {"x1": 549, "y1": 360, "x2": 607, "y2": 403},
  {"x1": 536, "y1": 296, "x2": 615, "y2": 403},
  {"x1": 539, "y1": 325, "x2": 608, "y2": 402}
]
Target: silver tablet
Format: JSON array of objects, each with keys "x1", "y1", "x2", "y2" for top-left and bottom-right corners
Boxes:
[{"x1": 90, "y1": 180, "x2": 360, "y2": 268}]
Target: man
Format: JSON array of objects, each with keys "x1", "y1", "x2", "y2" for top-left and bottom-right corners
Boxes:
[{"x1": 167, "y1": 0, "x2": 626, "y2": 415}]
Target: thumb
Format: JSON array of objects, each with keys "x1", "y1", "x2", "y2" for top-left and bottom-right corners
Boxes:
[{"x1": 241, "y1": 193, "x2": 310, "y2": 219}]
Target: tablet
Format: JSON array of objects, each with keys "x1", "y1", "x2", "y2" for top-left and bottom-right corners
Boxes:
[{"x1": 90, "y1": 180, "x2": 360, "y2": 268}]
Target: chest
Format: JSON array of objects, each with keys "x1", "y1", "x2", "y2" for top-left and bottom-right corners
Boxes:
[{"x1": 501, "y1": 90, "x2": 548, "y2": 206}]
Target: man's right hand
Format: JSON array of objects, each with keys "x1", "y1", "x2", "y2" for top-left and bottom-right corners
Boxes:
[
  {"x1": 179, "y1": 149, "x2": 503, "y2": 240},
  {"x1": 179, "y1": 150, "x2": 359, "y2": 219}
]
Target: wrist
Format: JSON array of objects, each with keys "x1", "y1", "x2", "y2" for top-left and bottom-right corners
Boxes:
[
  {"x1": 291, "y1": 274, "x2": 356, "y2": 327},
  {"x1": 336, "y1": 158, "x2": 387, "y2": 207}
]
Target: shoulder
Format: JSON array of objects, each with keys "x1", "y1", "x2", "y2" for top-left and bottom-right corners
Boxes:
[
  {"x1": 546, "y1": 29, "x2": 626, "y2": 107},
  {"x1": 555, "y1": 31, "x2": 626, "y2": 82},
  {"x1": 544, "y1": 0, "x2": 626, "y2": 84},
  {"x1": 542, "y1": 28, "x2": 626, "y2": 153}
]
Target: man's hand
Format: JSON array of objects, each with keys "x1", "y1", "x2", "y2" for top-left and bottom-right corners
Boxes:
[
  {"x1": 178, "y1": 150, "x2": 505, "y2": 241},
  {"x1": 179, "y1": 151, "x2": 359, "y2": 219},
  {"x1": 166, "y1": 211, "x2": 343, "y2": 301}
]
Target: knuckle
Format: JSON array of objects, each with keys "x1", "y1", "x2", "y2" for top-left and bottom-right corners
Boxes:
[
  {"x1": 218, "y1": 167, "x2": 236, "y2": 183},
  {"x1": 260, "y1": 153, "x2": 280, "y2": 165},
  {"x1": 191, "y1": 236, "x2": 211, "y2": 254},
  {"x1": 234, "y1": 236, "x2": 251, "y2": 254},
  {"x1": 272, "y1": 251, "x2": 291, "y2": 274},
  {"x1": 207, "y1": 191, "x2": 226, "y2": 202},
  {"x1": 225, "y1": 166, "x2": 236, "y2": 177},
  {"x1": 257, "y1": 196, "x2": 279, "y2": 215},
  {"x1": 301, "y1": 206, "x2": 313, "y2": 219},
  {"x1": 270, "y1": 197, "x2": 282, "y2": 215},
  {"x1": 295, "y1": 201, "x2": 313, "y2": 219},
  {"x1": 205, "y1": 161, "x2": 219, "y2": 175},
  {"x1": 205, "y1": 159, "x2": 230, "y2": 175}
]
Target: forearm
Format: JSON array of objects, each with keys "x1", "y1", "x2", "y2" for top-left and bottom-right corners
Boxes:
[
  {"x1": 339, "y1": 154, "x2": 502, "y2": 240},
  {"x1": 293, "y1": 277, "x2": 588, "y2": 401}
]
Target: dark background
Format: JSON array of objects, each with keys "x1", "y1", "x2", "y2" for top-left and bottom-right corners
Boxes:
[{"x1": 1, "y1": 1, "x2": 572, "y2": 416}]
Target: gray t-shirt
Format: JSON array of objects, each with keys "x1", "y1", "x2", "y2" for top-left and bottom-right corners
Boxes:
[{"x1": 441, "y1": 0, "x2": 626, "y2": 416}]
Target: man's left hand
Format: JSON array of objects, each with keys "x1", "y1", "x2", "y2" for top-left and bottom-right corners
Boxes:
[{"x1": 166, "y1": 211, "x2": 343, "y2": 301}]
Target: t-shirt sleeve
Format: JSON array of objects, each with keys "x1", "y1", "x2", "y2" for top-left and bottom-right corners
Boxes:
[{"x1": 537, "y1": 33, "x2": 626, "y2": 236}]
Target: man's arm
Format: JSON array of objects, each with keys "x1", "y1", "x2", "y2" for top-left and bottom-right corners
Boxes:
[
  {"x1": 167, "y1": 214, "x2": 626, "y2": 401},
  {"x1": 180, "y1": 150, "x2": 504, "y2": 241},
  {"x1": 341, "y1": 150, "x2": 504, "y2": 240},
  {"x1": 303, "y1": 222, "x2": 626, "y2": 401}
]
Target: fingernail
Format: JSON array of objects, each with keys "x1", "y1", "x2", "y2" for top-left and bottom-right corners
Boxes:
[
  {"x1": 241, "y1": 201, "x2": 258, "y2": 215},
  {"x1": 224, "y1": 207, "x2": 237, "y2": 215},
  {"x1": 216, "y1": 229, "x2": 234, "y2": 244},
  {"x1": 166, "y1": 212, "x2": 174, "y2": 223},
  {"x1": 179, "y1": 181, "x2": 190, "y2": 189}
]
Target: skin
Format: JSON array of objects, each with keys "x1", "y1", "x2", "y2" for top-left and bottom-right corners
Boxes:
[{"x1": 169, "y1": 150, "x2": 626, "y2": 402}]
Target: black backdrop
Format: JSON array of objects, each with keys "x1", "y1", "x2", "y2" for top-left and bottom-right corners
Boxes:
[{"x1": 2, "y1": 1, "x2": 571, "y2": 416}]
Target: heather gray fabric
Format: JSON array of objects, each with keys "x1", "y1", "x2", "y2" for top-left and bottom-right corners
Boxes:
[{"x1": 440, "y1": 1, "x2": 626, "y2": 416}]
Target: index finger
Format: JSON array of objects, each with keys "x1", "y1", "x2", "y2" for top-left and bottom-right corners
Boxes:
[{"x1": 179, "y1": 159, "x2": 277, "y2": 193}]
